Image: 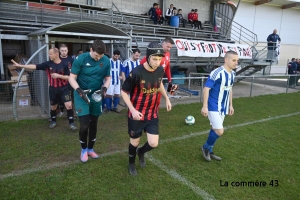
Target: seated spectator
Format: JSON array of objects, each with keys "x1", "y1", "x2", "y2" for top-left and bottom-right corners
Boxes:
[
  {"x1": 149, "y1": 3, "x2": 158, "y2": 25},
  {"x1": 176, "y1": 9, "x2": 187, "y2": 28},
  {"x1": 193, "y1": 9, "x2": 203, "y2": 30},
  {"x1": 165, "y1": 4, "x2": 174, "y2": 25},
  {"x1": 188, "y1": 9, "x2": 195, "y2": 28},
  {"x1": 156, "y1": 3, "x2": 164, "y2": 25}
]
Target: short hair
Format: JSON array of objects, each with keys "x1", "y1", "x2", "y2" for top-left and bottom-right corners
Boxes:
[
  {"x1": 225, "y1": 51, "x2": 238, "y2": 58},
  {"x1": 76, "y1": 49, "x2": 83, "y2": 54},
  {"x1": 91, "y1": 39, "x2": 106, "y2": 55},
  {"x1": 191, "y1": 9, "x2": 195, "y2": 11},
  {"x1": 132, "y1": 48, "x2": 141, "y2": 54},
  {"x1": 195, "y1": 9, "x2": 198, "y2": 12},
  {"x1": 113, "y1": 50, "x2": 121, "y2": 55},
  {"x1": 59, "y1": 44, "x2": 67, "y2": 49},
  {"x1": 163, "y1": 36, "x2": 175, "y2": 45},
  {"x1": 153, "y1": 3, "x2": 157, "y2": 6},
  {"x1": 178, "y1": 9, "x2": 182, "y2": 12},
  {"x1": 49, "y1": 47, "x2": 59, "y2": 54},
  {"x1": 292, "y1": 58, "x2": 295, "y2": 61}
]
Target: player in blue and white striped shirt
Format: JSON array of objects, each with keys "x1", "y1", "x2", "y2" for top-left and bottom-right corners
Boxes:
[
  {"x1": 121, "y1": 49, "x2": 141, "y2": 81},
  {"x1": 201, "y1": 51, "x2": 238, "y2": 162},
  {"x1": 105, "y1": 50, "x2": 123, "y2": 113}
]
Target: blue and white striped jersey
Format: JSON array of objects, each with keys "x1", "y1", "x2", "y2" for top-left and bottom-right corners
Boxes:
[
  {"x1": 122, "y1": 58, "x2": 140, "y2": 78},
  {"x1": 110, "y1": 59, "x2": 123, "y2": 85},
  {"x1": 205, "y1": 66, "x2": 235, "y2": 115}
]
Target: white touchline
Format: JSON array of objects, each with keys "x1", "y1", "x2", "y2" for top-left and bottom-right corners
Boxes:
[
  {"x1": 147, "y1": 153, "x2": 216, "y2": 200},
  {"x1": 0, "y1": 112, "x2": 299, "y2": 180}
]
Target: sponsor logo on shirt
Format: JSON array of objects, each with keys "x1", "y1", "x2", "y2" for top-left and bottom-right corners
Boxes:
[
  {"x1": 141, "y1": 80, "x2": 145, "y2": 84},
  {"x1": 222, "y1": 85, "x2": 232, "y2": 91},
  {"x1": 142, "y1": 87, "x2": 158, "y2": 94}
]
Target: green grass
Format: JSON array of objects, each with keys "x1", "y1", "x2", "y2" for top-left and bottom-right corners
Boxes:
[{"x1": 0, "y1": 92, "x2": 300, "y2": 200}]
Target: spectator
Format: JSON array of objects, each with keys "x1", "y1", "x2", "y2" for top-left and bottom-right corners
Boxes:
[
  {"x1": 297, "y1": 59, "x2": 300, "y2": 86},
  {"x1": 193, "y1": 9, "x2": 203, "y2": 29},
  {"x1": 156, "y1": 3, "x2": 164, "y2": 25},
  {"x1": 176, "y1": 9, "x2": 187, "y2": 28},
  {"x1": 149, "y1": 3, "x2": 158, "y2": 25},
  {"x1": 188, "y1": 9, "x2": 195, "y2": 28},
  {"x1": 287, "y1": 58, "x2": 297, "y2": 88},
  {"x1": 165, "y1": 4, "x2": 174, "y2": 25},
  {"x1": 267, "y1": 29, "x2": 281, "y2": 62}
]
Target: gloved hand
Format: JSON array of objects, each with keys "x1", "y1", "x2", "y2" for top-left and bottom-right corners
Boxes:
[
  {"x1": 91, "y1": 90, "x2": 102, "y2": 102},
  {"x1": 76, "y1": 88, "x2": 91, "y2": 104},
  {"x1": 101, "y1": 86, "x2": 107, "y2": 98},
  {"x1": 167, "y1": 82, "x2": 173, "y2": 92},
  {"x1": 167, "y1": 82, "x2": 178, "y2": 95}
]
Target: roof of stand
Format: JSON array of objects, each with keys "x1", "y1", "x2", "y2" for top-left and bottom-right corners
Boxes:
[{"x1": 28, "y1": 21, "x2": 131, "y2": 40}]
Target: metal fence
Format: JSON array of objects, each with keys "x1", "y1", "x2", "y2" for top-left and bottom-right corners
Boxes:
[{"x1": 1, "y1": 72, "x2": 299, "y2": 122}]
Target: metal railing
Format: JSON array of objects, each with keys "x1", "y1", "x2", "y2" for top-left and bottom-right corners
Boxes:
[{"x1": 214, "y1": 10, "x2": 257, "y2": 47}]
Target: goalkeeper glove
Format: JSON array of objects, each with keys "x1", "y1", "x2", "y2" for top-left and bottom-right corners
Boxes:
[
  {"x1": 167, "y1": 82, "x2": 178, "y2": 95},
  {"x1": 76, "y1": 88, "x2": 91, "y2": 104},
  {"x1": 91, "y1": 90, "x2": 102, "y2": 102}
]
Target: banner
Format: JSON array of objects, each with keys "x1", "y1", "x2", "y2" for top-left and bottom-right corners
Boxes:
[{"x1": 175, "y1": 39, "x2": 252, "y2": 59}]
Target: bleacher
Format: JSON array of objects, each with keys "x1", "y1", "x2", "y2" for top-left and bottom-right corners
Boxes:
[{"x1": 0, "y1": 0, "x2": 242, "y2": 73}]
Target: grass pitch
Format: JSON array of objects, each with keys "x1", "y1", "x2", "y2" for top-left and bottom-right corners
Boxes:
[{"x1": 0, "y1": 92, "x2": 300, "y2": 200}]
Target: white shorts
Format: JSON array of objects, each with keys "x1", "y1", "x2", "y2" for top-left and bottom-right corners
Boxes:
[
  {"x1": 208, "y1": 111, "x2": 225, "y2": 129},
  {"x1": 106, "y1": 83, "x2": 120, "y2": 96}
]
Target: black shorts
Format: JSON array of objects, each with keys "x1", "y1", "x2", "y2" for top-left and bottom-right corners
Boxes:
[
  {"x1": 128, "y1": 117, "x2": 159, "y2": 139},
  {"x1": 49, "y1": 85, "x2": 71, "y2": 105}
]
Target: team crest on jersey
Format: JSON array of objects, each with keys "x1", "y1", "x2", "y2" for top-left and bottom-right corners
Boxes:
[
  {"x1": 141, "y1": 80, "x2": 145, "y2": 84},
  {"x1": 166, "y1": 56, "x2": 169, "y2": 60},
  {"x1": 49, "y1": 67, "x2": 53, "y2": 73},
  {"x1": 99, "y1": 62, "x2": 103, "y2": 67},
  {"x1": 68, "y1": 62, "x2": 72, "y2": 69},
  {"x1": 77, "y1": 108, "x2": 82, "y2": 113}
]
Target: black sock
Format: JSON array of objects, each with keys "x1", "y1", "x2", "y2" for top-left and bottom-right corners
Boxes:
[
  {"x1": 79, "y1": 120, "x2": 89, "y2": 149},
  {"x1": 88, "y1": 115, "x2": 99, "y2": 149},
  {"x1": 129, "y1": 143, "x2": 138, "y2": 164},
  {"x1": 67, "y1": 109, "x2": 74, "y2": 124},
  {"x1": 138, "y1": 142, "x2": 154, "y2": 155},
  {"x1": 50, "y1": 110, "x2": 57, "y2": 122},
  {"x1": 60, "y1": 104, "x2": 64, "y2": 113}
]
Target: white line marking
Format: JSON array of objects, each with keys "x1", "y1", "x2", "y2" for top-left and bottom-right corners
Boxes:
[
  {"x1": 147, "y1": 153, "x2": 216, "y2": 200},
  {"x1": 1, "y1": 112, "x2": 299, "y2": 180}
]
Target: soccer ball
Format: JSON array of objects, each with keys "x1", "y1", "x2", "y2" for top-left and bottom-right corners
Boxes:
[{"x1": 185, "y1": 115, "x2": 195, "y2": 125}]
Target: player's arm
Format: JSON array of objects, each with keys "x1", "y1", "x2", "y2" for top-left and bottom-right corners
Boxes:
[
  {"x1": 11, "y1": 59, "x2": 36, "y2": 70},
  {"x1": 229, "y1": 90, "x2": 234, "y2": 116},
  {"x1": 201, "y1": 87, "x2": 211, "y2": 117},
  {"x1": 159, "y1": 81, "x2": 172, "y2": 111}
]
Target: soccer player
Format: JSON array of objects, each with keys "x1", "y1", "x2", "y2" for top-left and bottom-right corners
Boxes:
[
  {"x1": 11, "y1": 48, "x2": 77, "y2": 130},
  {"x1": 105, "y1": 50, "x2": 123, "y2": 113},
  {"x1": 121, "y1": 42, "x2": 172, "y2": 176},
  {"x1": 58, "y1": 43, "x2": 74, "y2": 116},
  {"x1": 121, "y1": 48, "x2": 141, "y2": 82},
  {"x1": 201, "y1": 51, "x2": 238, "y2": 161},
  {"x1": 140, "y1": 36, "x2": 176, "y2": 96},
  {"x1": 69, "y1": 40, "x2": 111, "y2": 163}
]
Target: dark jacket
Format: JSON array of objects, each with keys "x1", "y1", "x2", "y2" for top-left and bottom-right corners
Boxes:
[{"x1": 267, "y1": 33, "x2": 281, "y2": 50}]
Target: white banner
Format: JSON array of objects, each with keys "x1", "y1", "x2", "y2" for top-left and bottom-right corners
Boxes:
[{"x1": 175, "y1": 39, "x2": 252, "y2": 59}]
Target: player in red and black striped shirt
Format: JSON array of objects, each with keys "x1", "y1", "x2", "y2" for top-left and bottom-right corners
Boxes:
[
  {"x1": 121, "y1": 42, "x2": 172, "y2": 176},
  {"x1": 11, "y1": 48, "x2": 77, "y2": 130}
]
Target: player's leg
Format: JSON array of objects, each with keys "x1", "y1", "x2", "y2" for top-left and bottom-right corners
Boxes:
[
  {"x1": 202, "y1": 112, "x2": 224, "y2": 161},
  {"x1": 137, "y1": 118, "x2": 159, "y2": 168},
  {"x1": 74, "y1": 91, "x2": 90, "y2": 162},
  {"x1": 105, "y1": 84, "x2": 114, "y2": 111},
  {"x1": 87, "y1": 101, "x2": 102, "y2": 159},
  {"x1": 49, "y1": 86, "x2": 60, "y2": 128},
  {"x1": 127, "y1": 118, "x2": 144, "y2": 175},
  {"x1": 61, "y1": 86, "x2": 77, "y2": 130},
  {"x1": 112, "y1": 84, "x2": 120, "y2": 113}
]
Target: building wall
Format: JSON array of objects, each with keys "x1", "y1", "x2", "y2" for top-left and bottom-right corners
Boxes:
[
  {"x1": 64, "y1": 0, "x2": 211, "y2": 22},
  {"x1": 231, "y1": 0, "x2": 300, "y2": 69}
]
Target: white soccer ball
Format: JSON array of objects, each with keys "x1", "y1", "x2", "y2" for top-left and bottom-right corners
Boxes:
[{"x1": 185, "y1": 115, "x2": 195, "y2": 125}]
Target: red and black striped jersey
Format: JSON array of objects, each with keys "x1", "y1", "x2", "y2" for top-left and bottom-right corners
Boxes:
[
  {"x1": 36, "y1": 60, "x2": 69, "y2": 88},
  {"x1": 122, "y1": 64, "x2": 164, "y2": 120}
]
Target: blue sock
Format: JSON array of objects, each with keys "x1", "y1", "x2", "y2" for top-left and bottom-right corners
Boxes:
[
  {"x1": 113, "y1": 97, "x2": 120, "y2": 109},
  {"x1": 105, "y1": 98, "x2": 112, "y2": 109},
  {"x1": 203, "y1": 129, "x2": 219, "y2": 151}
]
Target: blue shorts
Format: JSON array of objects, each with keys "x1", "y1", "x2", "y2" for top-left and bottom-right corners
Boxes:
[
  {"x1": 128, "y1": 117, "x2": 159, "y2": 139},
  {"x1": 74, "y1": 92, "x2": 102, "y2": 117}
]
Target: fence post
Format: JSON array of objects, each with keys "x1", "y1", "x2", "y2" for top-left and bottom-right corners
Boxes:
[{"x1": 250, "y1": 76, "x2": 254, "y2": 97}]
